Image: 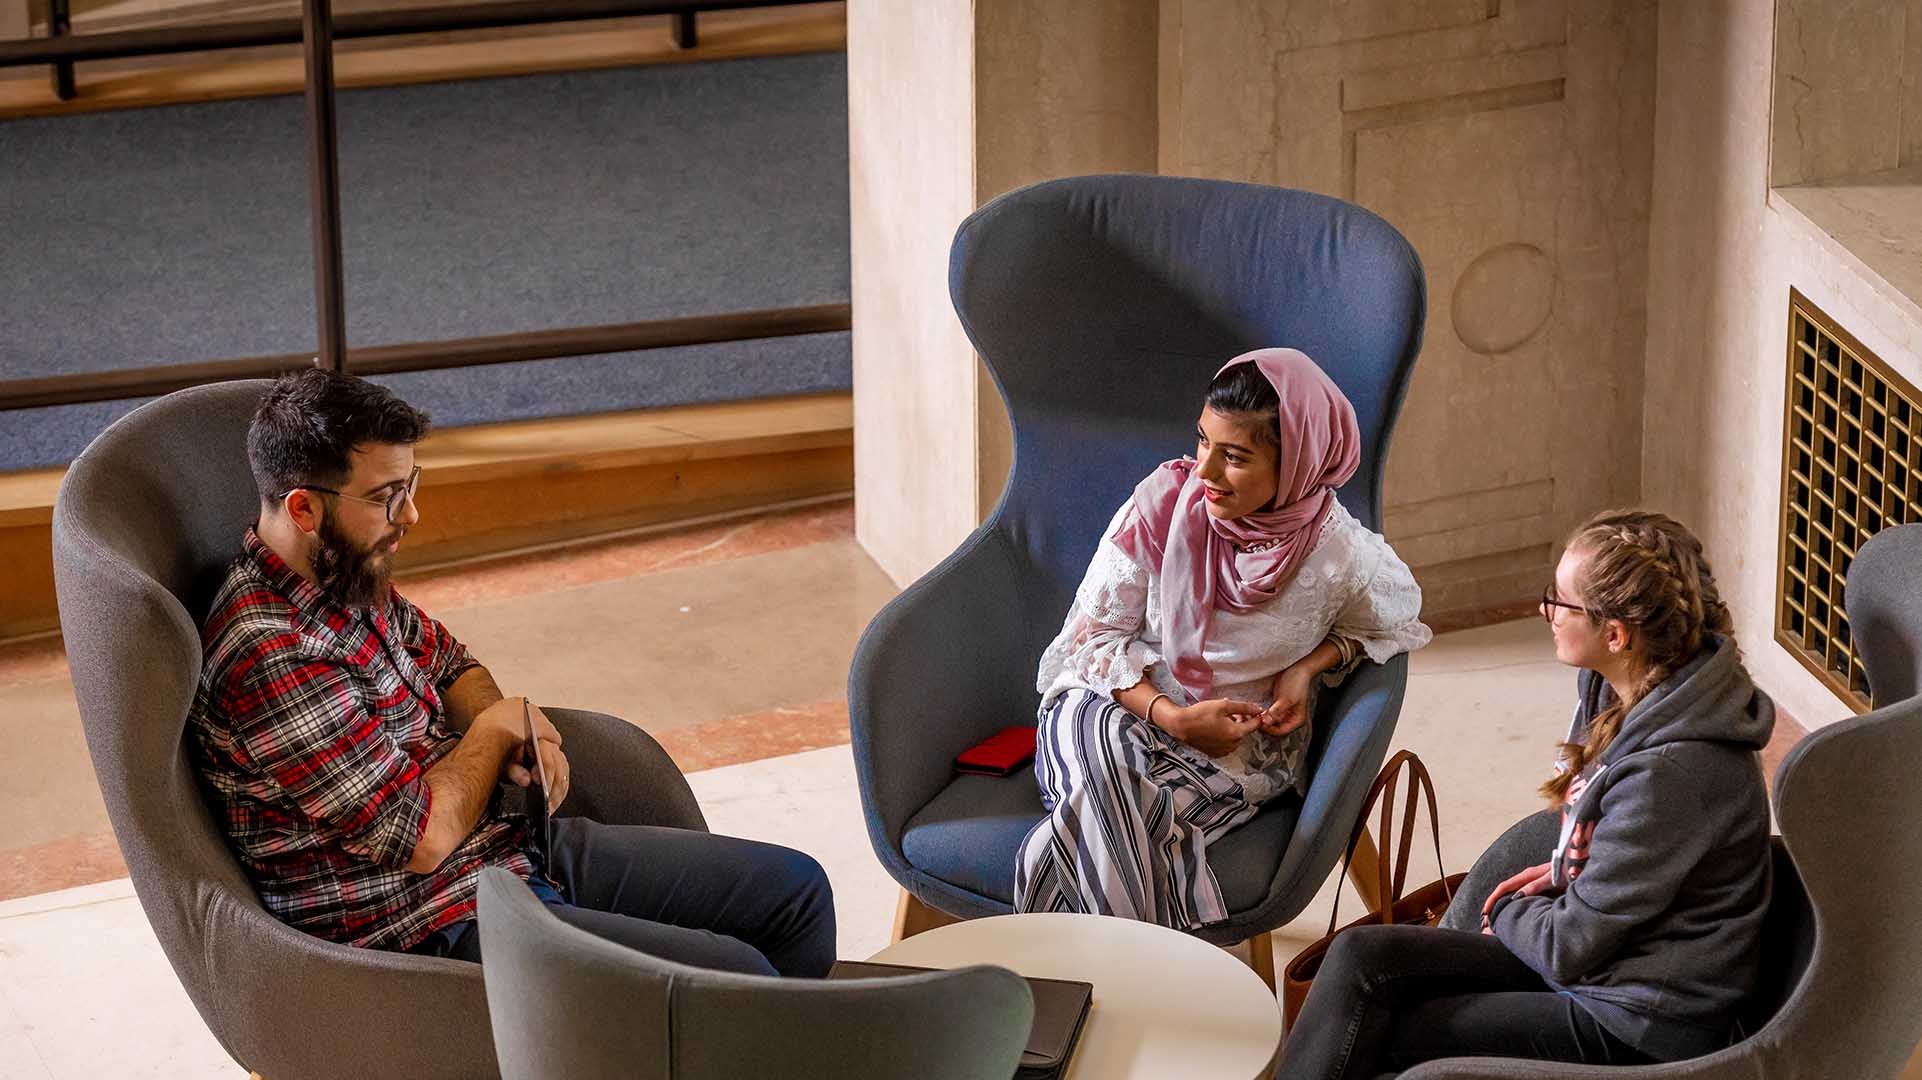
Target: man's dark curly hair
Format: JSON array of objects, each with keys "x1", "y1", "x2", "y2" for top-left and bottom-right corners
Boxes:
[{"x1": 248, "y1": 369, "x2": 432, "y2": 505}]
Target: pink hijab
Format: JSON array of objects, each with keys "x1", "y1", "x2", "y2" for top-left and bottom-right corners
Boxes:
[{"x1": 1110, "y1": 348, "x2": 1361, "y2": 701}]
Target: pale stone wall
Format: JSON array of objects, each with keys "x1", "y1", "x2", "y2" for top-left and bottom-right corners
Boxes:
[
  {"x1": 1768, "y1": 0, "x2": 1922, "y2": 186},
  {"x1": 1645, "y1": 0, "x2": 1922, "y2": 730},
  {"x1": 847, "y1": 0, "x2": 981, "y2": 587},
  {"x1": 854, "y1": 1, "x2": 1663, "y2": 609},
  {"x1": 1158, "y1": 0, "x2": 1658, "y2": 617}
]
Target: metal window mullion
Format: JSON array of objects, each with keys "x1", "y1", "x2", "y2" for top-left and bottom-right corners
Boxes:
[
  {"x1": 302, "y1": 0, "x2": 348, "y2": 373},
  {"x1": 47, "y1": 0, "x2": 75, "y2": 100}
]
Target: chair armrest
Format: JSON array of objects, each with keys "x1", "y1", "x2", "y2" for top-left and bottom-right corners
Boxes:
[
  {"x1": 1402, "y1": 1055, "x2": 1734, "y2": 1079},
  {"x1": 1401, "y1": 1060, "x2": 1626, "y2": 1080},
  {"x1": 1257, "y1": 654, "x2": 1408, "y2": 921},
  {"x1": 1435, "y1": 808, "x2": 1562, "y2": 932},
  {"x1": 848, "y1": 526, "x2": 1040, "y2": 881},
  {"x1": 199, "y1": 883, "x2": 498, "y2": 1078},
  {"x1": 545, "y1": 707, "x2": 707, "y2": 832}
]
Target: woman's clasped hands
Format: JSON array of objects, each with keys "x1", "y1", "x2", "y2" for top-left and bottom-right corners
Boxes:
[
  {"x1": 1478, "y1": 861, "x2": 1559, "y2": 934},
  {"x1": 1164, "y1": 661, "x2": 1317, "y2": 758},
  {"x1": 1167, "y1": 698, "x2": 1265, "y2": 757},
  {"x1": 1262, "y1": 662, "x2": 1317, "y2": 737}
]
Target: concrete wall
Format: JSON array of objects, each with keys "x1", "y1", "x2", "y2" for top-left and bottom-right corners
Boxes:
[
  {"x1": 1645, "y1": 0, "x2": 1922, "y2": 729},
  {"x1": 1158, "y1": 0, "x2": 1658, "y2": 617},
  {"x1": 853, "y1": 0, "x2": 1661, "y2": 612},
  {"x1": 1768, "y1": 0, "x2": 1922, "y2": 186}
]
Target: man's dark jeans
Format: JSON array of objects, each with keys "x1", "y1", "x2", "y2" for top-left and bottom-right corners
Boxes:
[
  {"x1": 1280, "y1": 924, "x2": 1652, "y2": 1079},
  {"x1": 410, "y1": 818, "x2": 836, "y2": 977}
]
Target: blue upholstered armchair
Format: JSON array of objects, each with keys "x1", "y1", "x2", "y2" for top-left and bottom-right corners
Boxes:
[{"x1": 847, "y1": 175, "x2": 1428, "y2": 968}]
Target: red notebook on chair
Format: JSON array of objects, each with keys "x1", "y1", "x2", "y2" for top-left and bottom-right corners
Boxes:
[{"x1": 954, "y1": 725, "x2": 1038, "y2": 776}]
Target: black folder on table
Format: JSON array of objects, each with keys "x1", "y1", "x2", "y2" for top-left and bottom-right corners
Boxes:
[{"x1": 827, "y1": 960, "x2": 1092, "y2": 1079}]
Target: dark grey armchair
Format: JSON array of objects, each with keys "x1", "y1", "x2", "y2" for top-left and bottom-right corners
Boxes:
[
  {"x1": 476, "y1": 868, "x2": 1034, "y2": 1079},
  {"x1": 51, "y1": 380, "x2": 708, "y2": 1079},
  {"x1": 1841, "y1": 522, "x2": 1922, "y2": 706},
  {"x1": 847, "y1": 174, "x2": 1428, "y2": 957},
  {"x1": 1405, "y1": 522, "x2": 1922, "y2": 1078}
]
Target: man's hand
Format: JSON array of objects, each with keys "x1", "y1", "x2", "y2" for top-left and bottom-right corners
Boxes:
[
  {"x1": 525, "y1": 740, "x2": 570, "y2": 812},
  {"x1": 477, "y1": 697, "x2": 570, "y2": 811},
  {"x1": 405, "y1": 697, "x2": 527, "y2": 875},
  {"x1": 493, "y1": 700, "x2": 561, "y2": 782},
  {"x1": 1260, "y1": 664, "x2": 1316, "y2": 737},
  {"x1": 1168, "y1": 699, "x2": 1263, "y2": 758}
]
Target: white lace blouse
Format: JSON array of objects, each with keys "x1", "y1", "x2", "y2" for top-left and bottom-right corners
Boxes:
[{"x1": 1035, "y1": 498, "x2": 1432, "y2": 801}]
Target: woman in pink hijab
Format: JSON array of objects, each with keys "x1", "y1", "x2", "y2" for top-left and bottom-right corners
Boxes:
[{"x1": 1016, "y1": 348, "x2": 1431, "y2": 931}]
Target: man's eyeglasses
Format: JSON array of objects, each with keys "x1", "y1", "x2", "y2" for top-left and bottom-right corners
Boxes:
[
  {"x1": 1541, "y1": 584, "x2": 1586, "y2": 624},
  {"x1": 283, "y1": 465, "x2": 421, "y2": 524}
]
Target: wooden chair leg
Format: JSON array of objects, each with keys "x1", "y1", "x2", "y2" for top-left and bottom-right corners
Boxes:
[
  {"x1": 1345, "y1": 826, "x2": 1383, "y2": 910},
  {"x1": 891, "y1": 886, "x2": 963, "y2": 942},
  {"x1": 1237, "y1": 930, "x2": 1276, "y2": 992}
]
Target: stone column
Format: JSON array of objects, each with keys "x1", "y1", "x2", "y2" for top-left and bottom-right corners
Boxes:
[
  {"x1": 848, "y1": 0, "x2": 979, "y2": 587},
  {"x1": 849, "y1": 0, "x2": 1158, "y2": 586}
]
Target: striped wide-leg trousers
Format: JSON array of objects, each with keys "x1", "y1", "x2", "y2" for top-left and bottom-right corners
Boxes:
[{"x1": 1013, "y1": 687, "x2": 1260, "y2": 930}]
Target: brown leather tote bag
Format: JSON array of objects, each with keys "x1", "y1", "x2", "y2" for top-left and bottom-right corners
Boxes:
[{"x1": 1281, "y1": 749, "x2": 1466, "y2": 1026}]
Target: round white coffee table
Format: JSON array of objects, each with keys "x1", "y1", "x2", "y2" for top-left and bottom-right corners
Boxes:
[{"x1": 867, "y1": 912, "x2": 1281, "y2": 1080}]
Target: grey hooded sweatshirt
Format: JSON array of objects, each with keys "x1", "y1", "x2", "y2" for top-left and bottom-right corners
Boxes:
[{"x1": 1489, "y1": 635, "x2": 1773, "y2": 1061}]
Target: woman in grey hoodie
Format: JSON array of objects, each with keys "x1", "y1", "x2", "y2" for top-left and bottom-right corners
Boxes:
[{"x1": 1280, "y1": 509, "x2": 1773, "y2": 1078}]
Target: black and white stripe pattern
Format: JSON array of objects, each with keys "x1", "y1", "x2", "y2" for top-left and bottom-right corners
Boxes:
[{"x1": 1014, "y1": 688, "x2": 1258, "y2": 929}]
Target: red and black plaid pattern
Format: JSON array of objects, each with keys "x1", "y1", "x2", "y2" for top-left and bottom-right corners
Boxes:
[{"x1": 189, "y1": 529, "x2": 531, "y2": 951}]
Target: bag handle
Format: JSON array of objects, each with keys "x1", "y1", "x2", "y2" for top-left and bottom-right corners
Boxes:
[{"x1": 1325, "y1": 750, "x2": 1458, "y2": 936}]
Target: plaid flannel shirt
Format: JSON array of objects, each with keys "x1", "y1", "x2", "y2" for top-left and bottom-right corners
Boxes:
[{"x1": 189, "y1": 529, "x2": 532, "y2": 951}]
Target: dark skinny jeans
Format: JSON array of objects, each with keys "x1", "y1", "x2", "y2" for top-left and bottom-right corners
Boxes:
[
  {"x1": 409, "y1": 817, "x2": 837, "y2": 977},
  {"x1": 1279, "y1": 924, "x2": 1651, "y2": 1079}
]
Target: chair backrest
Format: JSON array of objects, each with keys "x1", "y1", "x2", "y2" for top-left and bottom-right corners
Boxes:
[
  {"x1": 476, "y1": 870, "x2": 1035, "y2": 1080},
  {"x1": 1747, "y1": 527, "x2": 1922, "y2": 1075},
  {"x1": 1844, "y1": 523, "x2": 1922, "y2": 705},
  {"x1": 949, "y1": 174, "x2": 1426, "y2": 644},
  {"x1": 1737, "y1": 839, "x2": 1812, "y2": 1038},
  {"x1": 50, "y1": 380, "x2": 279, "y2": 1061}
]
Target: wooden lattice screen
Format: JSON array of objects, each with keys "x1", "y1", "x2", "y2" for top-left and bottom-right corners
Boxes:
[{"x1": 1777, "y1": 288, "x2": 1922, "y2": 712}]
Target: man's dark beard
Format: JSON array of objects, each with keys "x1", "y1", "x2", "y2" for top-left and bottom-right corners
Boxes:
[{"x1": 313, "y1": 515, "x2": 395, "y2": 610}]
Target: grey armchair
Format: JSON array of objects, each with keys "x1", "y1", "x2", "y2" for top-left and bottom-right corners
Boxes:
[
  {"x1": 1403, "y1": 522, "x2": 1922, "y2": 1078},
  {"x1": 847, "y1": 174, "x2": 1427, "y2": 959},
  {"x1": 51, "y1": 380, "x2": 708, "y2": 1079},
  {"x1": 1839, "y1": 522, "x2": 1922, "y2": 706},
  {"x1": 1436, "y1": 809, "x2": 1560, "y2": 935},
  {"x1": 476, "y1": 868, "x2": 1034, "y2": 1079}
]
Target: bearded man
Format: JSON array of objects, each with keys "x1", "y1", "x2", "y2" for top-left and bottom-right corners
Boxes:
[{"x1": 187, "y1": 369, "x2": 834, "y2": 976}]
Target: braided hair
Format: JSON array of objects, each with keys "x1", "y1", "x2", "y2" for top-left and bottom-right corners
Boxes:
[{"x1": 1540, "y1": 509, "x2": 1734, "y2": 805}]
